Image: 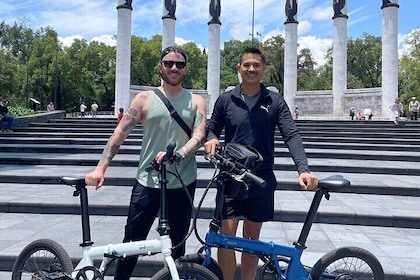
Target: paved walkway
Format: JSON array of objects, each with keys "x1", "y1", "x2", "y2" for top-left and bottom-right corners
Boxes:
[
  {"x1": 0, "y1": 164, "x2": 419, "y2": 279},
  {"x1": 1, "y1": 118, "x2": 420, "y2": 279}
]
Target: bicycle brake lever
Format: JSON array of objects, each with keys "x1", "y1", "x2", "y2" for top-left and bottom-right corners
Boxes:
[{"x1": 145, "y1": 159, "x2": 159, "y2": 172}]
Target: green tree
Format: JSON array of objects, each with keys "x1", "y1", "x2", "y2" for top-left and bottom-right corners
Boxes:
[
  {"x1": 262, "y1": 35, "x2": 285, "y2": 93},
  {"x1": 0, "y1": 49, "x2": 18, "y2": 98},
  {"x1": 347, "y1": 33, "x2": 382, "y2": 88},
  {"x1": 0, "y1": 19, "x2": 34, "y2": 106},
  {"x1": 181, "y1": 41, "x2": 207, "y2": 89},
  {"x1": 28, "y1": 27, "x2": 62, "y2": 108},
  {"x1": 398, "y1": 28, "x2": 420, "y2": 109},
  {"x1": 131, "y1": 35, "x2": 161, "y2": 87},
  {"x1": 296, "y1": 47, "x2": 317, "y2": 91}
]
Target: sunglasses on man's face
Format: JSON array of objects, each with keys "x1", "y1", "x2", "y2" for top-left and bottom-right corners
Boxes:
[{"x1": 161, "y1": 60, "x2": 187, "y2": 69}]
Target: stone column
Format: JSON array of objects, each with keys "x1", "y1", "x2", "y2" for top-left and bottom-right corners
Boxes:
[
  {"x1": 162, "y1": 0, "x2": 176, "y2": 49},
  {"x1": 332, "y1": 0, "x2": 348, "y2": 117},
  {"x1": 207, "y1": 0, "x2": 221, "y2": 115},
  {"x1": 115, "y1": 0, "x2": 133, "y2": 115},
  {"x1": 284, "y1": 0, "x2": 298, "y2": 112},
  {"x1": 381, "y1": 0, "x2": 399, "y2": 118}
]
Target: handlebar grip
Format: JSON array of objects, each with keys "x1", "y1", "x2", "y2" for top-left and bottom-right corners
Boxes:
[
  {"x1": 244, "y1": 171, "x2": 266, "y2": 187},
  {"x1": 164, "y1": 142, "x2": 176, "y2": 161}
]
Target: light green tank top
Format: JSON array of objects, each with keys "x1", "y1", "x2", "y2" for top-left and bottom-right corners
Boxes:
[{"x1": 136, "y1": 89, "x2": 197, "y2": 189}]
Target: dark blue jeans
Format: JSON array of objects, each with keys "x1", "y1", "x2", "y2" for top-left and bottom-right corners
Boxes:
[
  {"x1": 1, "y1": 114, "x2": 14, "y2": 130},
  {"x1": 114, "y1": 180, "x2": 196, "y2": 280}
]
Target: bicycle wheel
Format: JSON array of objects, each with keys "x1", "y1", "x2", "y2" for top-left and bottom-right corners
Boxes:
[
  {"x1": 177, "y1": 253, "x2": 223, "y2": 280},
  {"x1": 11, "y1": 239, "x2": 74, "y2": 280},
  {"x1": 310, "y1": 246, "x2": 384, "y2": 280},
  {"x1": 151, "y1": 261, "x2": 218, "y2": 280}
]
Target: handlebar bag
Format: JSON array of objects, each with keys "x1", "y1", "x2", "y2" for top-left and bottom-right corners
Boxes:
[{"x1": 222, "y1": 143, "x2": 263, "y2": 199}]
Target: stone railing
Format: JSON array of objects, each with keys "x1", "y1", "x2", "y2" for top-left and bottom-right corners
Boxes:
[{"x1": 13, "y1": 110, "x2": 66, "y2": 127}]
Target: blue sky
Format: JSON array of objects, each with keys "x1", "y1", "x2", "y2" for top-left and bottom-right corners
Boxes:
[{"x1": 0, "y1": 0, "x2": 418, "y2": 65}]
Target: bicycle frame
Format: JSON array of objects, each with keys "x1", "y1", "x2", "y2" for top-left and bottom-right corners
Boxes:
[
  {"x1": 60, "y1": 149, "x2": 181, "y2": 280},
  {"x1": 197, "y1": 152, "x2": 349, "y2": 280}
]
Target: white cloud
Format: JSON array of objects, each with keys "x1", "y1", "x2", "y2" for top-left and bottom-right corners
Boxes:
[
  {"x1": 58, "y1": 35, "x2": 85, "y2": 48},
  {"x1": 298, "y1": 36, "x2": 332, "y2": 67},
  {"x1": 311, "y1": 6, "x2": 332, "y2": 21},
  {"x1": 91, "y1": 35, "x2": 117, "y2": 47},
  {"x1": 297, "y1": 20, "x2": 312, "y2": 35}
]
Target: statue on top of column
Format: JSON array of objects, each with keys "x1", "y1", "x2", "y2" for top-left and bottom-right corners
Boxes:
[
  {"x1": 163, "y1": 0, "x2": 176, "y2": 19},
  {"x1": 332, "y1": 0, "x2": 347, "y2": 19},
  {"x1": 285, "y1": 0, "x2": 298, "y2": 23},
  {"x1": 209, "y1": 0, "x2": 221, "y2": 25},
  {"x1": 117, "y1": 0, "x2": 132, "y2": 10},
  {"x1": 381, "y1": 0, "x2": 399, "y2": 9}
]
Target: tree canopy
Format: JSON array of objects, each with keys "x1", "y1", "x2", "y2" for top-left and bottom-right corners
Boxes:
[{"x1": 1, "y1": 19, "x2": 419, "y2": 113}]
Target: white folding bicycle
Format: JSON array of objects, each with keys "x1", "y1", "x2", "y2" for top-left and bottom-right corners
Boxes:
[{"x1": 11, "y1": 143, "x2": 217, "y2": 280}]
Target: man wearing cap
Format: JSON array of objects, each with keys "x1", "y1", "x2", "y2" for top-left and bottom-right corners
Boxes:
[
  {"x1": 409, "y1": 97, "x2": 419, "y2": 121},
  {"x1": 85, "y1": 46, "x2": 207, "y2": 280}
]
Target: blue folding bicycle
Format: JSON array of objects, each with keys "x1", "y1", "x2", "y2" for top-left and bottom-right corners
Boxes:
[{"x1": 179, "y1": 143, "x2": 385, "y2": 280}]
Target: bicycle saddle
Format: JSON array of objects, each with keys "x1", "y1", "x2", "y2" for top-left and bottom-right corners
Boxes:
[
  {"x1": 317, "y1": 175, "x2": 350, "y2": 192},
  {"x1": 58, "y1": 176, "x2": 87, "y2": 187}
]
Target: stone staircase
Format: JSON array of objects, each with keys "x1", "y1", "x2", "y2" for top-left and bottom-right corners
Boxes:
[{"x1": 0, "y1": 117, "x2": 419, "y2": 279}]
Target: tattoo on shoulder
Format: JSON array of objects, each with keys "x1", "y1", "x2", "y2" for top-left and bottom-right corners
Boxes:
[
  {"x1": 120, "y1": 108, "x2": 138, "y2": 132},
  {"x1": 138, "y1": 91, "x2": 150, "y2": 99}
]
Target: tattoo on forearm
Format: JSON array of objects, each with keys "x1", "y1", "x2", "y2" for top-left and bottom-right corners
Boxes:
[
  {"x1": 179, "y1": 111, "x2": 206, "y2": 157},
  {"x1": 98, "y1": 137, "x2": 121, "y2": 166}
]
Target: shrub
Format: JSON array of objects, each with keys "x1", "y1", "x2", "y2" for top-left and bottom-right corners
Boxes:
[{"x1": 8, "y1": 106, "x2": 36, "y2": 117}]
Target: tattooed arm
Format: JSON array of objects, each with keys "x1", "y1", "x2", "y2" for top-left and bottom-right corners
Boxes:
[
  {"x1": 176, "y1": 94, "x2": 207, "y2": 158},
  {"x1": 85, "y1": 91, "x2": 149, "y2": 189}
]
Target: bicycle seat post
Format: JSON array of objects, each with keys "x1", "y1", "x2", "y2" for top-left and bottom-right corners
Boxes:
[
  {"x1": 294, "y1": 188, "x2": 324, "y2": 250},
  {"x1": 77, "y1": 184, "x2": 94, "y2": 247}
]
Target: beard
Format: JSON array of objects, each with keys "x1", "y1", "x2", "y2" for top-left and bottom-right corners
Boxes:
[{"x1": 160, "y1": 70, "x2": 186, "y2": 86}]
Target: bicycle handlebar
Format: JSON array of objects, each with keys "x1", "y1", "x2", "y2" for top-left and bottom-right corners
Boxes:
[
  {"x1": 163, "y1": 142, "x2": 176, "y2": 162},
  {"x1": 213, "y1": 152, "x2": 266, "y2": 187},
  {"x1": 145, "y1": 142, "x2": 183, "y2": 172}
]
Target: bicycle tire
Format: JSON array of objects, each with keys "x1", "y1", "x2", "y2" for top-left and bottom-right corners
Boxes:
[
  {"x1": 310, "y1": 246, "x2": 384, "y2": 280},
  {"x1": 177, "y1": 253, "x2": 224, "y2": 280},
  {"x1": 151, "y1": 261, "x2": 219, "y2": 280},
  {"x1": 11, "y1": 238, "x2": 74, "y2": 280}
]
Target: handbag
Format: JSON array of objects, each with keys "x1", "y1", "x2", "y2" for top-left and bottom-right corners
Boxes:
[{"x1": 153, "y1": 89, "x2": 192, "y2": 138}]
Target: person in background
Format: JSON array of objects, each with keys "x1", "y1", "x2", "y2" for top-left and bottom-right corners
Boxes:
[
  {"x1": 349, "y1": 107, "x2": 355, "y2": 120},
  {"x1": 0, "y1": 96, "x2": 15, "y2": 132},
  {"x1": 294, "y1": 107, "x2": 300, "y2": 120},
  {"x1": 389, "y1": 98, "x2": 403, "y2": 125},
  {"x1": 117, "y1": 107, "x2": 124, "y2": 124},
  {"x1": 80, "y1": 102, "x2": 87, "y2": 118},
  {"x1": 91, "y1": 102, "x2": 99, "y2": 118},
  {"x1": 47, "y1": 101, "x2": 55, "y2": 111},
  {"x1": 363, "y1": 108, "x2": 373, "y2": 121},
  {"x1": 85, "y1": 46, "x2": 207, "y2": 280},
  {"x1": 409, "y1": 97, "x2": 419, "y2": 121},
  {"x1": 204, "y1": 46, "x2": 318, "y2": 280}
]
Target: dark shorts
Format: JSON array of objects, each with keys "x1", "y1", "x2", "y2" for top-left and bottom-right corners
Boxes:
[
  {"x1": 221, "y1": 169, "x2": 276, "y2": 222},
  {"x1": 222, "y1": 193, "x2": 274, "y2": 223}
]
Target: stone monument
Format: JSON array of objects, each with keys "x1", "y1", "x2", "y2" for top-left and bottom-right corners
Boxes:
[
  {"x1": 162, "y1": 0, "x2": 176, "y2": 49},
  {"x1": 332, "y1": 0, "x2": 348, "y2": 117},
  {"x1": 207, "y1": 0, "x2": 221, "y2": 114},
  {"x1": 114, "y1": 0, "x2": 133, "y2": 115},
  {"x1": 381, "y1": 0, "x2": 399, "y2": 117},
  {"x1": 284, "y1": 0, "x2": 298, "y2": 111}
]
